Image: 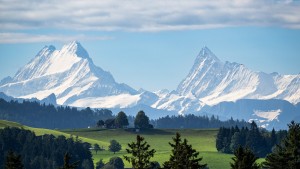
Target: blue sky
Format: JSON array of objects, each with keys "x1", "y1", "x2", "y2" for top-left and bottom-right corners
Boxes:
[{"x1": 0, "y1": 0, "x2": 300, "y2": 91}]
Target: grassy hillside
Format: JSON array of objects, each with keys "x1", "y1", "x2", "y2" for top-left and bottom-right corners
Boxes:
[
  {"x1": 0, "y1": 120, "x2": 264, "y2": 169},
  {"x1": 0, "y1": 120, "x2": 107, "y2": 147},
  {"x1": 63, "y1": 128, "x2": 235, "y2": 169}
]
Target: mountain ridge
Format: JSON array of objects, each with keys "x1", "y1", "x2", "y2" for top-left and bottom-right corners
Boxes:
[
  {"x1": 0, "y1": 41, "x2": 138, "y2": 105},
  {"x1": 176, "y1": 47, "x2": 300, "y2": 105},
  {"x1": 0, "y1": 41, "x2": 299, "y2": 129}
]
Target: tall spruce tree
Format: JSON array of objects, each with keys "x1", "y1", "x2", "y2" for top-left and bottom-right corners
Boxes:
[
  {"x1": 230, "y1": 146, "x2": 259, "y2": 169},
  {"x1": 269, "y1": 128, "x2": 277, "y2": 150},
  {"x1": 124, "y1": 135, "x2": 156, "y2": 169},
  {"x1": 230, "y1": 132, "x2": 243, "y2": 152},
  {"x1": 216, "y1": 127, "x2": 225, "y2": 151},
  {"x1": 163, "y1": 133, "x2": 207, "y2": 169},
  {"x1": 59, "y1": 152, "x2": 79, "y2": 169},
  {"x1": 4, "y1": 151, "x2": 24, "y2": 169},
  {"x1": 263, "y1": 121, "x2": 300, "y2": 169},
  {"x1": 246, "y1": 121, "x2": 268, "y2": 157}
]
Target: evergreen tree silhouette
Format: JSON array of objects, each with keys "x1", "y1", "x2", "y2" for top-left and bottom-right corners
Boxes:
[
  {"x1": 263, "y1": 121, "x2": 300, "y2": 169},
  {"x1": 4, "y1": 151, "x2": 24, "y2": 169},
  {"x1": 163, "y1": 133, "x2": 207, "y2": 169},
  {"x1": 124, "y1": 135, "x2": 156, "y2": 169},
  {"x1": 59, "y1": 152, "x2": 79, "y2": 169},
  {"x1": 230, "y1": 146, "x2": 259, "y2": 169}
]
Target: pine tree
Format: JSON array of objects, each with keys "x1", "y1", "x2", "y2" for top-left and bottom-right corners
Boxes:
[
  {"x1": 263, "y1": 146, "x2": 287, "y2": 169},
  {"x1": 4, "y1": 151, "x2": 24, "y2": 169},
  {"x1": 230, "y1": 132, "x2": 243, "y2": 152},
  {"x1": 124, "y1": 135, "x2": 156, "y2": 169},
  {"x1": 246, "y1": 121, "x2": 268, "y2": 157},
  {"x1": 59, "y1": 152, "x2": 80, "y2": 169},
  {"x1": 230, "y1": 146, "x2": 259, "y2": 169},
  {"x1": 216, "y1": 127, "x2": 225, "y2": 151},
  {"x1": 269, "y1": 128, "x2": 276, "y2": 150},
  {"x1": 263, "y1": 121, "x2": 300, "y2": 169},
  {"x1": 222, "y1": 128, "x2": 232, "y2": 153},
  {"x1": 163, "y1": 133, "x2": 207, "y2": 169}
]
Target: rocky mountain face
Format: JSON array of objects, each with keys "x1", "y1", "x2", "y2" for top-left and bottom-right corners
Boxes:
[
  {"x1": 1, "y1": 42, "x2": 299, "y2": 129},
  {"x1": 177, "y1": 47, "x2": 300, "y2": 105}
]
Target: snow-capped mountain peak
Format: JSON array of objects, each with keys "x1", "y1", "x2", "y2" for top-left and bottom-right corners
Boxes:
[
  {"x1": 197, "y1": 46, "x2": 220, "y2": 62},
  {"x1": 0, "y1": 43, "x2": 299, "y2": 129},
  {"x1": 12, "y1": 41, "x2": 92, "y2": 81},
  {"x1": 0, "y1": 41, "x2": 138, "y2": 105},
  {"x1": 177, "y1": 46, "x2": 300, "y2": 105},
  {"x1": 176, "y1": 46, "x2": 223, "y2": 97},
  {"x1": 61, "y1": 41, "x2": 90, "y2": 59}
]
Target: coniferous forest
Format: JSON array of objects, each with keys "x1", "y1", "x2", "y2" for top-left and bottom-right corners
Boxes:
[
  {"x1": 153, "y1": 115, "x2": 249, "y2": 129},
  {"x1": 0, "y1": 98, "x2": 250, "y2": 130},
  {"x1": 0, "y1": 99, "x2": 113, "y2": 129},
  {"x1": 0, "y1": 127, "x2": 94, "y2": 169},
  {"x1": 1, "y1": 99, "x2": 300, "y2": 169},
  {"x1": 216, "y1": 121, "x2": 288, "y2": 157}
]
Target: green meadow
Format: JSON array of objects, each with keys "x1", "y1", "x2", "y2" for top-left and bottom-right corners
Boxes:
[
  {"x1": 61, "y1": 128, "x2": 235, "y2": 169},
  {"x1": 0, "y1": 120, "x2": 264, "y2": 169}
]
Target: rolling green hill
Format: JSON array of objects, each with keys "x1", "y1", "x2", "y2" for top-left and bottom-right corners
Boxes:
[
  {"x1": 63, "y1": 128, "x2": 235, "y2": 169},
  {"x1": 0, "y1": 120, "x2": 107, "y2": 147},
  {"x1": 0, "y1": 120, "x2": 263, "y2": 169}
]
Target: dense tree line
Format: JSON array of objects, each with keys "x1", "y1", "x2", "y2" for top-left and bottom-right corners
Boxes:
[
  {"x1": 0, "y1": 127, "x2": 94, "y2": 169},
  {"x1": 216, "y1": 121, "x2": 287, "y2": 157},
  {"x1": 0, "y1": 99, "x2": 113, "y2": 129},
  {"x1": 229, "y1": 121, "x2": 300, "y2": 169},
  {"x1": 153, "y1": 114, "x2": 249, "y2": 129},
  {"x1": 97, "y1": 110, "x2": 153, "y2": 129}
]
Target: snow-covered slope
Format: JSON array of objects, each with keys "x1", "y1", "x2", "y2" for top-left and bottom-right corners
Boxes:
[
  {"x1": 0, "y1": 42, "x2": 299, "y2": 127},
  {"x1": 197, "y1": 99, "x2": 300, "y2": 130},
  {"x1": 176, "y1": 47, "x2": 300, "y2": 105},
  {"x1": 150, "y1": 47, "x2": 300, "y2": 116},
  {"x1": 0, "y1": 41, "x2": 140, "y2": 106}
]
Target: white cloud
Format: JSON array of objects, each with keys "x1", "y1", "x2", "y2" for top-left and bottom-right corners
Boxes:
[
  {"x1": 0, "y1": 33, "x2": 113, "y2": 44},
  {"x1": 0, "y1": 0, "x2": 300, "y2": 32}
]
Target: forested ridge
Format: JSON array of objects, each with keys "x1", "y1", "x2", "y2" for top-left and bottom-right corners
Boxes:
[
  {"x1": 0, "y1": 127, "x2": 94, "y2": 169},
  {"x1": 153, "y1": 114, "x2": 249, "y2": 129},
  {"x1": 0, "y1": 98, "x2": 250, "y2": 130},
  {"x1": 0, "y1": 99, "x2": 113, "y2": 129}
]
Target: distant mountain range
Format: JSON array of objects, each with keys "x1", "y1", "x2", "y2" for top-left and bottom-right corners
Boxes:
[{"x1": 1, "y1": 41, "x2": 299, "y2": 129}]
